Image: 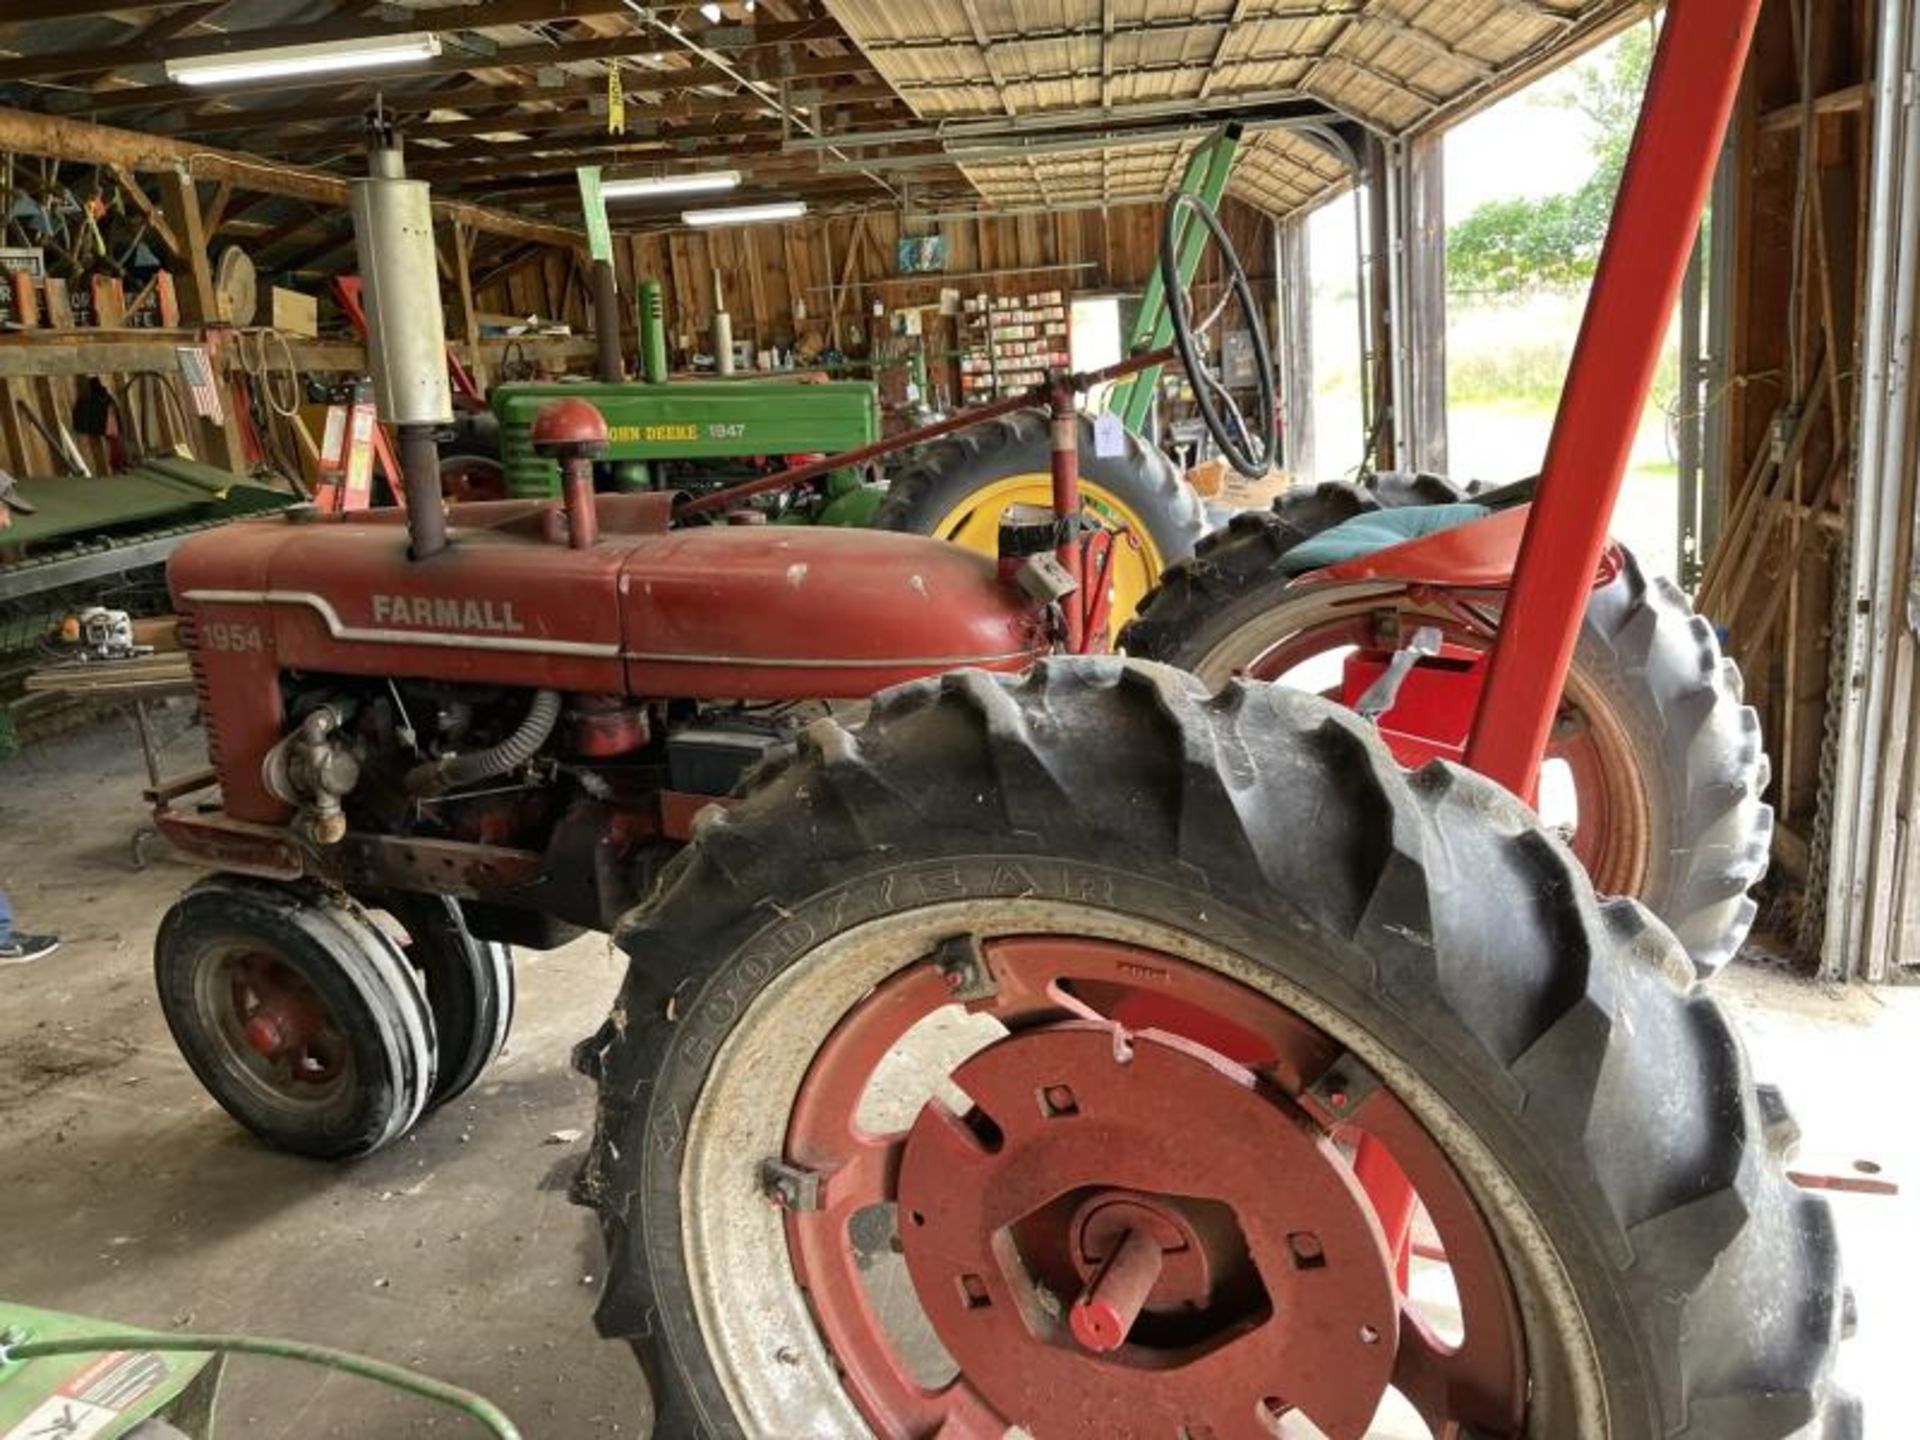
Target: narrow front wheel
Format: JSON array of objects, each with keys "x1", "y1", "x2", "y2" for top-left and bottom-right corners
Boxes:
[{"x1": 155, "y1": 876, "x2": 437, "y2": 1159}]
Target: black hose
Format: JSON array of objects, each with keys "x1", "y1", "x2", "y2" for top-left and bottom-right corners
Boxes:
[{"x1": 405, "y1": 688, "x2": 561, "y2": 797}]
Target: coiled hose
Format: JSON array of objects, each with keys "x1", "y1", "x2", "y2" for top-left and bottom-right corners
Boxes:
[
  {"x1": 0, "y1": 1330, "x2": 519, "y2": 1438},
  {"x1": 406, "y1": 688, "x2": 561, "y2": 797}
]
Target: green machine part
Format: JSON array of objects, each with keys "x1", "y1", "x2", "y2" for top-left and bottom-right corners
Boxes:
[
  {"x1": 1105, "y1": 123, "x2": 1243, "y2": 435},
  {"x1": 491, "y1": 378, "x2": 881, "y2": 498},
  {"x1": 776, "y1": 467, "x2": 887, "y2": 527},
  {"x1": 0, "y1": 1301, "x2": 223, "y2": 1438},
  {"x1": 638, "y1": 279, "x2": 670, "y2": 385}
]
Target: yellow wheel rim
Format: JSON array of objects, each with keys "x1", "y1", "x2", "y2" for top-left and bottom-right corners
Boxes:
[{"x1": 929, "y1": 472, "x2": 1169, "y2": 633}]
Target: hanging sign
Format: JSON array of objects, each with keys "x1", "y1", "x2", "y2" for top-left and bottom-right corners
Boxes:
[
  {"x1": 577, "y1": 166, "x2": 614, "y2": 265},
  {"x1": 607, "y1": 64, "x2": 626, "y2": 134}
]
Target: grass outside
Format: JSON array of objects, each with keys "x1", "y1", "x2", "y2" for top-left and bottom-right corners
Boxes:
[{"x1": 1308, "y1": 288, "x2": 1684, "y2": 581}]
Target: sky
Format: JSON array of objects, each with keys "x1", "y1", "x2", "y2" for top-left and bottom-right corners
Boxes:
[{"x1": 1303, "y1": 31, "x2": 1622, "y2": 285}]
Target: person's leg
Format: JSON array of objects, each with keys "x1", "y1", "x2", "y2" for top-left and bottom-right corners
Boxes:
[{"x1": 0, "y1": 889, "x2": 57, "y2": 963}]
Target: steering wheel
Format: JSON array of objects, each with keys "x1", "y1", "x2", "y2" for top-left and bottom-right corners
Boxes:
[{"x1": 1160, "y1": 191, "x2": 1278, "y2": 479}]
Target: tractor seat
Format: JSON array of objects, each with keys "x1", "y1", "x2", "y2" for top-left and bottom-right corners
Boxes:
[{"x1": 1280, "y1": 502, "x2": 1491, "y2": 577}]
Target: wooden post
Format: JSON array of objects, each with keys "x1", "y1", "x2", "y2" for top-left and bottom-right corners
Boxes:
[
  {"x1": 157, "y1": 167, "x2": 216, "y2": 325},
  {"x1": 157, "y1": 165, "x2": 247, "y2": 471},
  {"x1": 444, "y1": 220, "x2": 486, "y2": 390}
]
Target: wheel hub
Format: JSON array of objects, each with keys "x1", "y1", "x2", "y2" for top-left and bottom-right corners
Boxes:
[
  {"x1": 771, "y1": 933, "x2": 1529, "y2": 1440},
  {"x1": 227, "y1": 953, "x2": 341, "y2": 1083},
  {"x1": 894, "y1": 1020, "x2": 1399, "y2": 1437}
]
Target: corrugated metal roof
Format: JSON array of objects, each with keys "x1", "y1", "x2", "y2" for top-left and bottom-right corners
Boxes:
[
  {"x1": 0, "y1": 0, "x2": 1648, "y2": 224},
  {"x1": 825, "y1": 0, "x2": 1646, "y2": 214}
]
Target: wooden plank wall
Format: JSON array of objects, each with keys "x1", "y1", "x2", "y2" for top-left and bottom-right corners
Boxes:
[
  {"x1": 1696, "y1": 0, "x2": 1869, "y2": 968},
  {"x1": 474, "y1": 196, "x2": 1279, "y2": 384}
]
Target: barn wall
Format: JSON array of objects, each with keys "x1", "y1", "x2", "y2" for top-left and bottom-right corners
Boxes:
[
  {"x1": 1696, "y1": 0, "x2": 1872, "y2": 972},
  {"x1": 473, "y1": 196, "x2": 1279, "y2": 381}
]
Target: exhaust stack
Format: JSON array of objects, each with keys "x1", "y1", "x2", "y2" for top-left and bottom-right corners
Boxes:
[{"x1": 348, "y1": 116, "x2": 453, "y2": 559}]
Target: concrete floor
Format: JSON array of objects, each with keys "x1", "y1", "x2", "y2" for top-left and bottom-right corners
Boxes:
[{"x1": 1, "y1": 711, "x2": 1913, "y2": 1437}]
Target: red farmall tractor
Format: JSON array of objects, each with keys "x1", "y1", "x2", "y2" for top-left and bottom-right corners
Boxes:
[{"x1": 148, "y1": 0, "x2": 1851, "y2": 1433}]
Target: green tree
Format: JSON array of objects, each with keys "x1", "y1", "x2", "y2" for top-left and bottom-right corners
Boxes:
[{"x1": 1447, "y1": 25, "x2": 1654, "y2": 295}]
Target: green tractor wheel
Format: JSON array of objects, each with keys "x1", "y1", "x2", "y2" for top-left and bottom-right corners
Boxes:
[{"x1": 875, "y1": 408, "x2": 1206, "y2": 631}]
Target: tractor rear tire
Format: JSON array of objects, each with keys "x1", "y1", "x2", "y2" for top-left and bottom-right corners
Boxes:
[
  {"x1": 575, "y1": 658, "x2": 1850, "y2": 1440},
  {"x1": 875, "y1": 407, "x2": 1205, "y2": 630},
  {"x1": 1122, "y1": 493, "x2": 1772, "y2": 979},
  {"x1": 385, "y1": 893, "x2": 515, "y2": 1109},
  {"x1": 155, "y1": 875, "x2": 437, "y2": 1159}
]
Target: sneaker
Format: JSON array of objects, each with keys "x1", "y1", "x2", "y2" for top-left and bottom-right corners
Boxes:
[{"x1": 0, "y1": 933, "x2": 58, "y2": 964}]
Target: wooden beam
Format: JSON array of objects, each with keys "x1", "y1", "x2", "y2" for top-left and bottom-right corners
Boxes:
[
  {"x1": 0, "y1": 331, "x2": 594, "y2": 379},
  {"x1": 145, "y1": 83, "x2": 532, "y2": 137},
  {"x1": 0, "y1": 0, "x2": 631, "y2": 83},
  {"x1": 474, "y1": 243, "x2": 548, "y2": 294},
  {"x1": 0, "y1": 104, "x2": 583, "y2": 252},
  {"x1": 265, "y1": 83, "x2": 904, "y2": 152},
  {"x1": 109, "y1": 164, "x2": 182, "y2": 259},
  {"x1": 443, "y1": 221, "x2": 486, "y2": 388},
  {"x1": 1760, "y1": 82, "x2": 1869, "y2": 133},
  {"x1": 2, "y1": 0, "x2": 217, "y2": 17},
  {"x1": 202, "y1": 177, "x2": 234, "y2": 234},
  {"x1": 70, "y1": 45, "x2": 872, "y2": 115}
]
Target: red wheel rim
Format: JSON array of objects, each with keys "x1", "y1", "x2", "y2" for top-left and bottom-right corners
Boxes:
[
  {"x1": 1231, "y1": 606, "x2": 1646, "y2": 897},
  {"x1": 777, "y1": 935, "x2": 1529, "y2": 1439},
  {"x1": 222, "y1": 950, "x2": 350, "y2": 1092}
]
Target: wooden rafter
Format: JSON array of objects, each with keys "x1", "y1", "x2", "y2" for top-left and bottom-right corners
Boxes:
[
  {"x1": 0, "y1": 0, "x2": 631, "y2": 84},
  {"x1": 3, "y1": 0, "x2": 219, "y2": 18},
  {"x1": 51, "y1": 23, "x2": 871, "y2": 114},
  {"x1": 106, "y1": 162, "x2": 181, "y2": 257}
]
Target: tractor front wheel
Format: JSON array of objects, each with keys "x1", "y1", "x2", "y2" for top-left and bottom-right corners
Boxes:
[
  {"x1": 577, "y1": 659, "x2": 1850, "y2": 1439},
  {"x1": 381, "y1": 893, "x2": 515, "y2": 1109},
  {"x1": 155, "y1": 875, "x2": 437, "y2": 1159}
]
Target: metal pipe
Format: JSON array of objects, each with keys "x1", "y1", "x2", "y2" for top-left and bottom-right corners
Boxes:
[
  {"x1": 1383, "y1": 136, "x2": 1411, "y2": 472},
  {"x1": 560, "y1": 453, "x2": 599, "y2": 550},
  {"x1": 1677, "y1": 231, "x2": 1705, "y2": 588},
  {"x1": 1462, "y1": 0, "x2": 1763, "y2": 798},
  {"x1": 1827, "y1": 0, "x2": 1920, "y2": 976},
  {"x1": 617, "y1": 0, "x2": 900, "y2": 204},
  {"x1": 397, "y1": 424, "x2": 447, "y2": 560},
  {"x1": 784, "y1": 97, "x2": 1345, "y2": 152},
  {"x1": 592, "y1": 258, "x2": 624, "y2": 383},
  {"x1": 676, "y1": 344, "x2": 1177, "y2": 517},
  {"x1": 1049, "y1": 379, "x2": 1085, "y2": 653},
  {"x1": 349, "y1": 129, "x2": 453, "y2": 561}
]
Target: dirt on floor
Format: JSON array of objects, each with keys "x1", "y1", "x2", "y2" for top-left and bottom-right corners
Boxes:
[
  {"x1": 1, "y1": 710, "x2": 1915, "y2": 1436},
  {"x1": 0, "y1": 712, "x2": 650, "y2": 1437}
]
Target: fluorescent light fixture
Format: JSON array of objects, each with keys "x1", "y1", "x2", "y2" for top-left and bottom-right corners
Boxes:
[
  {"x1": 166, "y1": 32, "x2": 442, "y2": 86},
  {"x1": 601, "y1": 170, "x2": 742, "y2": 200},
  {"x1": 700, "y1": 2, "x2": 723, "y2": 21},
  {"x1": 683, "y1": 201, "x2": 807, "y2": 227}
]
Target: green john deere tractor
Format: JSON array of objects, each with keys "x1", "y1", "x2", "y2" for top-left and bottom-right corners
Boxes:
[
  {"x1": 474, "y1": 374, "x2": 1201, "y2": 628},
  {"x1": 445, "y1": 129, "x2": 1248, "y2": 627}
]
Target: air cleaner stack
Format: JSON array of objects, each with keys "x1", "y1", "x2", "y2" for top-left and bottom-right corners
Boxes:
[{"x1": 348, "y1": 120, "x2": 454, "y2": 558}]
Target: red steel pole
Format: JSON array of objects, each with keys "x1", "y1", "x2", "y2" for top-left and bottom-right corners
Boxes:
[
  {"x1": 1049, "y1": 378, "x2": 1087, "y2": 653},
  {"x1": 1462, "y1": 0, "x2": 1763, "y2": 796}
]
